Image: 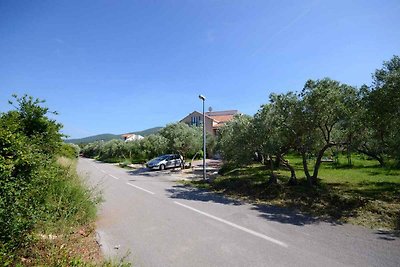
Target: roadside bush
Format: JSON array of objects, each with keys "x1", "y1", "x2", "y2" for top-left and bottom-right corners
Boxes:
[
  {"x1": 0, "y1": 99, "x2": 53, "y2": 260},
  {"x1": 98, "y1": 139, "x2": 127, "y2": 162},
  {"x1": 44, "y1": 157, "x2": 98, "y2": 227},
  {"x1": 59, "y1": 143, "x2": 80, "y2": 158},
  {"x1": 0, "y1": 95, "x2": 98, "y2": 265},
  {"x1": 81, "y1": 141, "x2": 104, "y2": 158}
]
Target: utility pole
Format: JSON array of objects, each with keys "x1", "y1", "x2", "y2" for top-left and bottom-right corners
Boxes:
[{"x1": 198, "y1": 94, "x2": 206, "y2": 180}]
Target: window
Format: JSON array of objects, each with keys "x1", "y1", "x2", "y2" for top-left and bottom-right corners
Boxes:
[{"x1": 191, "y1": 116, "x2": 202, "y2": 126}]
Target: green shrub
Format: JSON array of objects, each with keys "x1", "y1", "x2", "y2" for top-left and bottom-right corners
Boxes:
[
  {"x1": 58, "y1": 143, "x2": 80, "y2": 158},
  {"x1": 0, "y1": 95, "x2": 98, "y2": 265},
  {"x1": 44, "y1": 157, "x2": 99, "y2": 228}
]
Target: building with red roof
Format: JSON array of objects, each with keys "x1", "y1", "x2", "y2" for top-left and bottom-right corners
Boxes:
[{"x1": 180, "y1": 110, "x2": 239, "y2": 136}]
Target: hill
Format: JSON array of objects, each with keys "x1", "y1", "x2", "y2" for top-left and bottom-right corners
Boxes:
[
  {"x1": 65, "y1": 127, "x2": 163, "y2": 144},
  {"x1": 126, "y1": 127, "x2": 163, "y2": 137},
  {"x1": 65, "y1": 134, "x2": 122, "y2": 144}
]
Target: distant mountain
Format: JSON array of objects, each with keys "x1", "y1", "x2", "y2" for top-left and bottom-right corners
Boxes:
[
  {"x1": 126, "y1": 127, "x2": 163, "y2": 137},
  {"x1": 65, "y1": 134, "x2": 122, "y2": 144},
  {"x1": 65, "y1": 127, "x2": 163, "y2": 144}
]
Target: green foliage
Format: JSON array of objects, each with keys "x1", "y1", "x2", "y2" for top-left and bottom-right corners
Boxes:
[
  {"x1": 217, "y1": 56, "x2": 400, "y2": 186},
  {"x1": 97, "y1": 139, "x2": 127, "y2": 161},
  {"x1": 81, "y1": 141, "x2": 104, "y2": 158},
  {"x1": 217, "y1": 114, "x2": 255, "y2": 166},
  {"x1": 139, "y1": 134, "x2": 168, "y2": 159},
  {"x1": 219, "y1": 79, "x2": 359, "y2": 184},
  {"x1": 80, "y1": 122, "x2": 206, "y2": 163},
  {"x1": 252, "y1": 92, "x2": 302, "y2": 184},
  {"x1": 298, "y1": 78, "x2": 358, "y2": 184},
  {"x1": 0, "y1": 95, "x2": 98, "y2": 265},
  {"x1": 159, "y1": 122, "x2": 202, "y2": 158},
  {"x1": 358, "y1": 55, "x2": 400, "y2": 165},
  {"x1": 0, "y1": 96, "x2": 59, "y2": 255},
  {"x1": 44, "y1": 157, "x2": 98, "y2": 227},
  {"x1": 253, "y1": 95, "x2": 292, "y2": 160},
  {"x1": 58, "y1": 143, "x2": 80, "y2": 158},
  {"x1": 189, "y1": 154, "x2": 400, "y2": 230},
  {"x1": 7, "y1": 94, "x2": 63, "y2": 155},
  {"x1": 206, "y1": 132, "x2": 217, "y2": 157}
]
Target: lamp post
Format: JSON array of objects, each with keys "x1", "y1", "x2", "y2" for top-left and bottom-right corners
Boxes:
[{"x1": 198, "y1": 94, "x2": 206, "y2": 181}]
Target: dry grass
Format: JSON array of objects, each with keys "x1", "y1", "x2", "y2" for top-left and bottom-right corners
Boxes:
[{"x1": 19, "y1": 224, "x2": 103, "y2": 266}]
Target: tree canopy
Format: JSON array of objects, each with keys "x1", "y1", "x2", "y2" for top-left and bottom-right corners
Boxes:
[{"x1": 218, "y1": 55, "x2": 400, "y2": 185}]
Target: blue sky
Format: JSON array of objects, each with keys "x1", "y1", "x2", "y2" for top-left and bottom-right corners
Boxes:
[{"x1": 1, "y1": 0, "x2": 399, "y2": 138}]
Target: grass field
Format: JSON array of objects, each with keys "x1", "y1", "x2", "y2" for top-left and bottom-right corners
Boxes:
[{"x1": 188, "y1": 154, "x2": 400, "y2": 231}]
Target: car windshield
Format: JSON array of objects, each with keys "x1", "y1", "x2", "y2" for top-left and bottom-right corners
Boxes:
[{"x1": 153, "y1": 155, "x2": 169, "y2": 161}]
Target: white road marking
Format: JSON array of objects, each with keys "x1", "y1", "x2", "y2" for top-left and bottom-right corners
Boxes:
[
  {"x1": 108, "y1": 174, "x2": 119, "y2": 180},
  {"x1": 100, "y1": 169, "x2": 107, "y2": 174},
  {"x1": 174, "y1": 201, "x2": 288, "y2": 248},
  {"x1": 126, "y1": 183, "x2": 155, "y2": 195}
]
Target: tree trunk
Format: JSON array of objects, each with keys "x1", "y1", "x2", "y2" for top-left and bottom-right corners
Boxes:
[
  {"x1": 357, "y1": 148, "x2": 385, "y2": 167},
  {"x1": 258, "y1": 153, "x2": 264, "y2": 165},
  {"x1": 279, "y1": 156, "x2": 297, "y2": 186},
  {"x1": 256, "y1": 151, "x2": 264, "y2": 163},
  {"x1": 312, "y1": 143, "x2": 335, "y2": 184},
  {"x1": 347, "y1": 145, "x2": 352, "y2": 166},
  {"x1": 377, "y1": 156, "x2": 385, "y2": 167},
  {"x1": 266, "y1": 154, "x2": 277, "y2": 185},
  {"x1": 301, "y1": 151, "x2": 313, "y2": 186},
  {"x1": 274, "y1": 155, "x2": 281, "y2": 168}
]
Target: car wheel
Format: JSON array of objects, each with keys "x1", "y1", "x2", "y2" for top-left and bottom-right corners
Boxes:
[{"x1": 159, "y1": 164, "x2": 165, "y2": 171}]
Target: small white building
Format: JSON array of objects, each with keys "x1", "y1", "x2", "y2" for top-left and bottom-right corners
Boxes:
[{"x1": 122, "y1": 133, "x2": 144, "y2": 142}]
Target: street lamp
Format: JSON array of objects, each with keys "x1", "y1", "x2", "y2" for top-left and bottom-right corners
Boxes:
[{"x1": 198, "y1": 94, "x2": 206, "y2": 180}]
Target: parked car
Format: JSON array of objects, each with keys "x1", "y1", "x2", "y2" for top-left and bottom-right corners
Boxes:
[{"x1": 146, "y1": 154, "x2": 184, "y2": 170}]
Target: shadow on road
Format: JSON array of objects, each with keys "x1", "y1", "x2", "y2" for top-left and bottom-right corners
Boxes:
[
  {"x1": 166, "y1": 185, "x2": 329, "y2": 227},
  {"x1": 250, "y1": 204, "x2": 321, "y2": 226},
  {"x1": 375, "y1": 229, "x2": 399, "y2": 241},
  {"x1": 126, "y1": 167, "x2": 185, "y2": 178},
  {"x1": 127, "y1": 168, "x2": 152, "y2": 176},
  {"x1": 166, "y1": 184, "x2": 242, "y2": 205}
]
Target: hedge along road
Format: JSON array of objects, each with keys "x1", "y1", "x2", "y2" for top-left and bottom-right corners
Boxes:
[{"x1": 77, "y1": 158, "x2": 400, "y2": 267}]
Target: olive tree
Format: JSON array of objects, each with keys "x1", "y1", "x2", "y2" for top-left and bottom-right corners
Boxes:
[
  {"x1": 357, "y1": 55, "x2": 400, "y2": 166},
  {"x1": 159, "y1": 122, "x2": 202, "y2": 159},
  {"x1": 98, "y1": 139, "x2": 126, "y2": 161},
  {"x1": 217, "y1": 114, "x2": 255, "y2": 166},
  {"x1": 139, "y1": 134, "x2": 168, "y2": 159},
  {"x1": 253, "y1": 92, "x2": 301, "y2": 185},
  {"x1": 253, "y1": 103, "x2": 282, "y2": 184},
  {"x1": 298, "y1": 78, "x2": 358, "y2": 185}
]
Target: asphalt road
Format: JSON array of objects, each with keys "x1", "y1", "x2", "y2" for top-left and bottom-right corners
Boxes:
[{"x1": 77, "y1": 158, "x2": 400, "y2": 267}]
